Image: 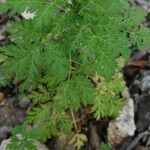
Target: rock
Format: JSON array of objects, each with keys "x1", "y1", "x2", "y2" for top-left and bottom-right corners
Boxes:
[
  {"x1": 0, "y1": 14, "x2": 8, "y2": 25},
  {"x1": 47, "y1": 138, "x2": 75, "y2": 150},
  {"x1": 4, "y1": 97, "x2": 16, "y2": 107},
  {"x1": 135, "y1": 95, "x2": 150, "y2": 132},
  {"x1": 0, "y1": 139, "x2": 49, "y2": 150},
  {"x1": 34, "y1": 141, "x2": 49, "y2": 150},
  {"x1": 140, "y1": 70, "x2": 150, "y2": 93},
  {"x1": 0, "y1": 34, "x2": 5, "y2": 41},
  {"x1": 1, "y1": 95, "x2": 30, "y2": 109},
  {"x1": 0, "y1": 106, "x2": 26, "y2": 127},
  {"x1": 0, "y1": 139, "x2": 9, "y2": 150},
  {"x1": 135, "y1": 0, "x2": 150, "y2": 11},
  {"x1": 129, "y1": 69, "x2": 150, "y2": 132},
  {"x1": 17, "y1": 94, "x2": 30, "y2": 109},
  {"x1": 0, "y1": 0, "x2": 6, "y2": 3},
  {"x1": 122, "y1": 50, "x2": 150, "y2": 87},
  {"x1": 108, "y1": 88, "x2": 136, "y2": 148},
  {"x1": 0, "y1": 126, "x2": 11, "y2": 143}
]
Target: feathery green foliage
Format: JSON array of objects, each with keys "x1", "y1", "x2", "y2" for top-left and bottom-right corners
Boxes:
[
  {"x1": 92, "y1": 59, "x2": 125, "y2": 119},
  {"x1": 0, "y1": 0, "x2": 149, "y2": 149},
  {"x1": 100, "y1": 142, "x2": 111, "y2": 150}
]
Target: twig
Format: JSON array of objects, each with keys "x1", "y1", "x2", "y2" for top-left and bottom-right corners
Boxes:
[
  {"x1": 89, "y1": 122, "x2": 101, "y2": 150},
  {"x1": 68, "y1": 53, "x2": 78, "y2": 132},
  {"x1": 70, "y1": 109, "x2": 78, "y2": 132},
  {"x1": 126, "y1": 131, "x2": 150, "y2": 150}
]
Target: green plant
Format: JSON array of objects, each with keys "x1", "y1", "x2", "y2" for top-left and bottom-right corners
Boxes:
[
  {"x1": 100, "y1": 142, "x2": 111, "y2": 150},
  {"x1": 0, "y1": 0, "x2": 150, "y2": 149}
]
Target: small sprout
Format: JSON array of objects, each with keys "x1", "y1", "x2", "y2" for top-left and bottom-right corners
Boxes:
[{"x1": 69, "y1": 133, "x2": 87, "y2": 150}]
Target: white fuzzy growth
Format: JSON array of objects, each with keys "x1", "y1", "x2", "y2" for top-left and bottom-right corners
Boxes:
[
  {"x1": 21, "y1": 8, "x2": 36, "y2": 20},
  {"x1": 116, "y1": 89, "x2": 136, "y2": 136},
  {"x1": 16, "y1": 134, "x2": 24, "y2": 140}
]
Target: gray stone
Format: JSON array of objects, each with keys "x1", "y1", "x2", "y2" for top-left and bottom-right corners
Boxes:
[
  {"x1": 0, "y1": 139, "x2": 49, "y2": 150},
  {"x1": 0, "y1": 106, "x2": 26, "y2": 127}
]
